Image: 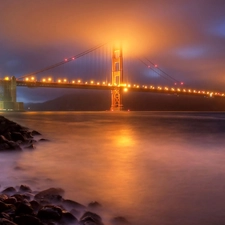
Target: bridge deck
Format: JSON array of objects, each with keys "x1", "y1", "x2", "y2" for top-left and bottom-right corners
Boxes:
[{"x1": 14, "y1": 80, "x2": 224, "y2": 98}]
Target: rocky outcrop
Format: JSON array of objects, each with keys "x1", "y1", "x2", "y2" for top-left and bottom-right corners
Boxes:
[
  {"x1": 0, "y1": 185, "x2": 130, "y2": 225},
  {"x1": 0, "y1": 116, "x2": 44, "y2": 151}
]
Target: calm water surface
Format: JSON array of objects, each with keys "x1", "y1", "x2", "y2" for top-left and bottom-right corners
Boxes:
[{"x1": 1, "y1": 111, "x2": 225, "y2": 225}]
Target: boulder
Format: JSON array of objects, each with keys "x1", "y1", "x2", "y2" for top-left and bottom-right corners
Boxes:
[
  {"x1": 0, "y1": 212, "x2": 12, "y2": 221},
  {"x1": 60, "y1": 211, "x2": 78, "y2": 224},
  {"x1": 34, "y1": 188, "x2": 64, "y2": 201},
  {"x1": 80, "y1": 211, "x2": 104, "y2": 225},
  {"x1": 31, "y1": 130, "x2": 41, "y2": 136},
  {"x1": 12, "y1": 194, "x2": 30, "y2": 202},
  {"x1": 2, "y1": 187, "x2": 16, "y2": 195},
  {"x1": 62, "y1": 199, "x2": 86, "y2": 211},
  {"x1": 0, "y1": 218, "x2": 17, "y2": 225},
  {"x1": 88, "y1": 201, "x2": 102, "y2": 209},
  {"x1": 37, "y1": 205, "x2": 63, "y2": 221},
  {"x1": 15, "y1": 215, "x2": 44, "y2": 225},
  {"x1": 11, "y1": 132, "x2": 26, "y2": 142},
  {"x1": 0, "y1": 201, "x2": 8, "y2": 213},
  {"x1": 15, "y1": 202, "x2": 33, "y2": 215},
  {"x1": 19, "y1": 185, "x2": 32, "y2": 193},
  {"x1": 3, "y1": 198, "x2": 17, "y2": 205},
  {"x1": 29, "y1": 200, "x2": 41, "y2": 212},
  {"x1": 0, "y1": 196, "x2": 8, "y2": 202}
]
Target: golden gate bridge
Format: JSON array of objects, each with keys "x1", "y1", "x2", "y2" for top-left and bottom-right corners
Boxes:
[{"x1": 0, "y1": 43, "x2": 224, "y2": 111}]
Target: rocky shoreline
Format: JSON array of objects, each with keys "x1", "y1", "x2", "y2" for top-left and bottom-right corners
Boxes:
[
  {"x1": 0, "y1": 185, "x2": 129, "y2": 225},
  {"x1": 0, "y1": 115, "x2": 47, "y2": 151},
  {"x1": 0, "y1": 116, "x2": 130, "y2": 225}
]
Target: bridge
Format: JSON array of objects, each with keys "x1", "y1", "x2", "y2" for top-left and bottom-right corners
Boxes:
[{"x1": 0, "y1": 44, "x2": 224, "y2": 111}]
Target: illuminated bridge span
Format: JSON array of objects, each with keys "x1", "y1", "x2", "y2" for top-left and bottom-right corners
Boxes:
[
  {"x1": 16, "y1": 79, "x2": 224, "y2": 98},
  {"x1": 0, "y1": 44, "x2": 224, "y2": 111}
]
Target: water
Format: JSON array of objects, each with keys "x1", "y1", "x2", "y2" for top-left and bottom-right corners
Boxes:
[{"x1": 1, "y1": 111, "x2": 225, "y2": 225}]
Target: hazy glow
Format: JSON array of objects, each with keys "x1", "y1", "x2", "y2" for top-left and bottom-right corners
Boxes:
[{"x1": 1, "y1": 1, "x2": 225, "y2": 102}]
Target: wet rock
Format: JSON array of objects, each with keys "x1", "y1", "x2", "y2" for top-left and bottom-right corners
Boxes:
[
  {"x1": 19, "y1": 185, "x2": 32, "y2": 193},
  {"x1": 0, "y1": 135, "x2": 9, "y2": 143},
  {"x1": 70, "y1": 208, "x2": 81, "y2": 218},
  {"x1": 15, "y1": 215, "x2": 44, "y2": 225},
  {"x1": 3, "y1": 198, "x2": 17, "y2": 205},
  {"x1": 0, "y1": 196, "x2": 8, "y2": 202},
  {"x1": 62, "y1": 199, "x2": 86, "y2": 211},
  {"x1": 110, "y1": 216, "x2": 130, "y2": 225},
  {"x1": 0, "y1": 212, "x2": 12, "y2": 221},
  {"x1": 38, "y1": 138, "x2": 49, "y2": 142},
  {"x1": 0, "y1": 218, "x2": 17, "y2": 225},
  {"x1": 15, "y1": 202, "x2": 33, "y2": 215},
  {"x1": 11, "y1": 132, "x2": 26, "y2": 142},
  {"x1": 0, "y1": 117, "x2": 44, "y2": 150},
  {"x1": 2, "y1": 187, "x2": 16, "y2": 195},
  {"x1": 12, "y1": 194, "x2": 30, "y2": 202},
  {"x1": 88, "y1": 201, "x2": 102, "y2": 209},
  {"x1": 80, "y1": 211, "x2": 104, "y2": 225},
  {"x1": 37, "y1": 205, "x2": 63, "y2": 221},
  {"x1": 31, "y1": 130, "x2": 41, "y2": 136},
  {"x1": 25, "y1": 144, "x2": 36, "y2": 149},
  {"x1": 0, "y1": 201, "x2": 8, "y2": 213},
  {"x1": 0, "y1": 143, "x2": 10, "y2": 151},
  {"x1": 34, "y1": 188, "x2": 64, "y2": 202},
  {"x1": 6, "y1": 141, "x2": 22, "y2": 151},
  {"x1": 29, "y1": 200, "x2": 41, "y2": 212},
  {"x1": 60, "y1": 211, "x2": 78, "y2": 224}
]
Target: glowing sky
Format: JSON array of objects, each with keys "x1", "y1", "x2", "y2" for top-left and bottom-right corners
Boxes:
[{"x1": 0, "y1": 0, "x2": 225, "y2": 102}]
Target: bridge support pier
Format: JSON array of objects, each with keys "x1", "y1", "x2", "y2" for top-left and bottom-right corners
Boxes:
[
  {"x1": 110, "y1": 46, "x2": 123, "y2": 111},
  {"x1": 0, "y1": 76, "x2": 24, "y2": 111}
]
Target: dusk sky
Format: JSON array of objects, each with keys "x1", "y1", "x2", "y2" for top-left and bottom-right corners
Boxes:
[{"x1": 1, "y1": 0, "x2": 225, "y2": 103}]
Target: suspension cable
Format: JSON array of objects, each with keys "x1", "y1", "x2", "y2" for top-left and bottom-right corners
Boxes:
[{"x1": 18, "y1": 43, "x2": 107, "y2": 79}]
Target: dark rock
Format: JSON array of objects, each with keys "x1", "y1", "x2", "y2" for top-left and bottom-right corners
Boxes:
[
  {"x1": 0, "y1": 201, "x2": 8, "y2": 213},
  {"x1": 70, "y1": 208, "x2": 81, "y2": 218},
  {"x1": 34, "y1": 188, "x2": 64, "y2": 201},
  {"x1": 88, "y1": 201, "x2": 102, "y2": 209},
  {"x1": 38, "y1": 138, "x2": 49, "y2": 142},
  {"x1": 80, "y1": 211, "x2": 104, "y2": 225},
  {"x1": 0, "y1": 143, "x2": 10, "y2": 151},
  {"x1": 3, "y1": 133, "x2": 12, "y2": 141},
  {"x1": 110, "y1": 216, "x2": 130, "y2": 225},
  {"x1": 37, "y1": 205, "x2": 63, "y2": 221},
  {"x1": 12, "y1": 194, "x2": 30, "y2": 202},
  {"x1": 22, "y1": 131, "x2": 33, "y2": 139},
  {"x1": 0, "y1": 196, "x2": 8, "y2": 202},
  {"x1": 29, "y1": 200, "x2": 41, "y2": 212},
  {"x1": 6, "y1": 141, "x2": 22, "y2": 151},
  {"x1": 3, "y1": 198, "x2": 17, "y2": 205},
  {"x1": 62, "y1": 199, "x2": 86, "y2": 211},
  {"x1": 15, "y1": 202, "x2": 33, "y2": 215},
  {"x1": 2, "y1": 187, "x2": 16, "y2": 195},
  {"x1": 0, "y1": 135, "x2": 9, "y2": 143},
  {"x1": 31, "y1": 130, "x2": 41, "y2": 136},
  {"x1": 11, "y1": 132, "x2": 26, "y2": 142},
  {"x1": 19, "y1": 185, "x2": 32, "y2": 193},
  {"x1": 0, "y1": 212, "x2": 12, "y2": 221},
  {"x1": 15, "y1": 215, "x2": 44, "y2": 225},
  {"x1": 25, "y1": 144, "x2": 36, "y2": 149},
  {"x1": 60, "y1": 211, "x2": 78, "y2": 224},
  {"x1": 0, "y1": 218, "x2": 17, "y2": 225}
]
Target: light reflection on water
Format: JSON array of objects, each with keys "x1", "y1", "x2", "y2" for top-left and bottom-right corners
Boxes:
[{"x1": 1, "y1": 111, "x2": 225, "y2": 225}]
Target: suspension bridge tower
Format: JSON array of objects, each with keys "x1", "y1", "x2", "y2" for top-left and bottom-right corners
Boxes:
[
  {"x1": 0, "y1": 76, "x2": 24, "y2": 111},
  {"x1": 111, "y1": 46, "x2": 123, "y2": 111}
]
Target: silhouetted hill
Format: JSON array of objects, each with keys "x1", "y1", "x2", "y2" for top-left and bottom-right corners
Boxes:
[{"x1": 24, "y1": 90, "x2": 225, "y2": 111}]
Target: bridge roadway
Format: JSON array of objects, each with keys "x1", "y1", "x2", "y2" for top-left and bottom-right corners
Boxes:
[{"x1": 15, "y1": 80, "x2": 225, "y2": 98}]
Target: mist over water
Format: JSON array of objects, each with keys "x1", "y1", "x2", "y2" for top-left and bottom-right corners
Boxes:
[{"x1": 1, "y1": 111, "x2": 225, "y2": 225}]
